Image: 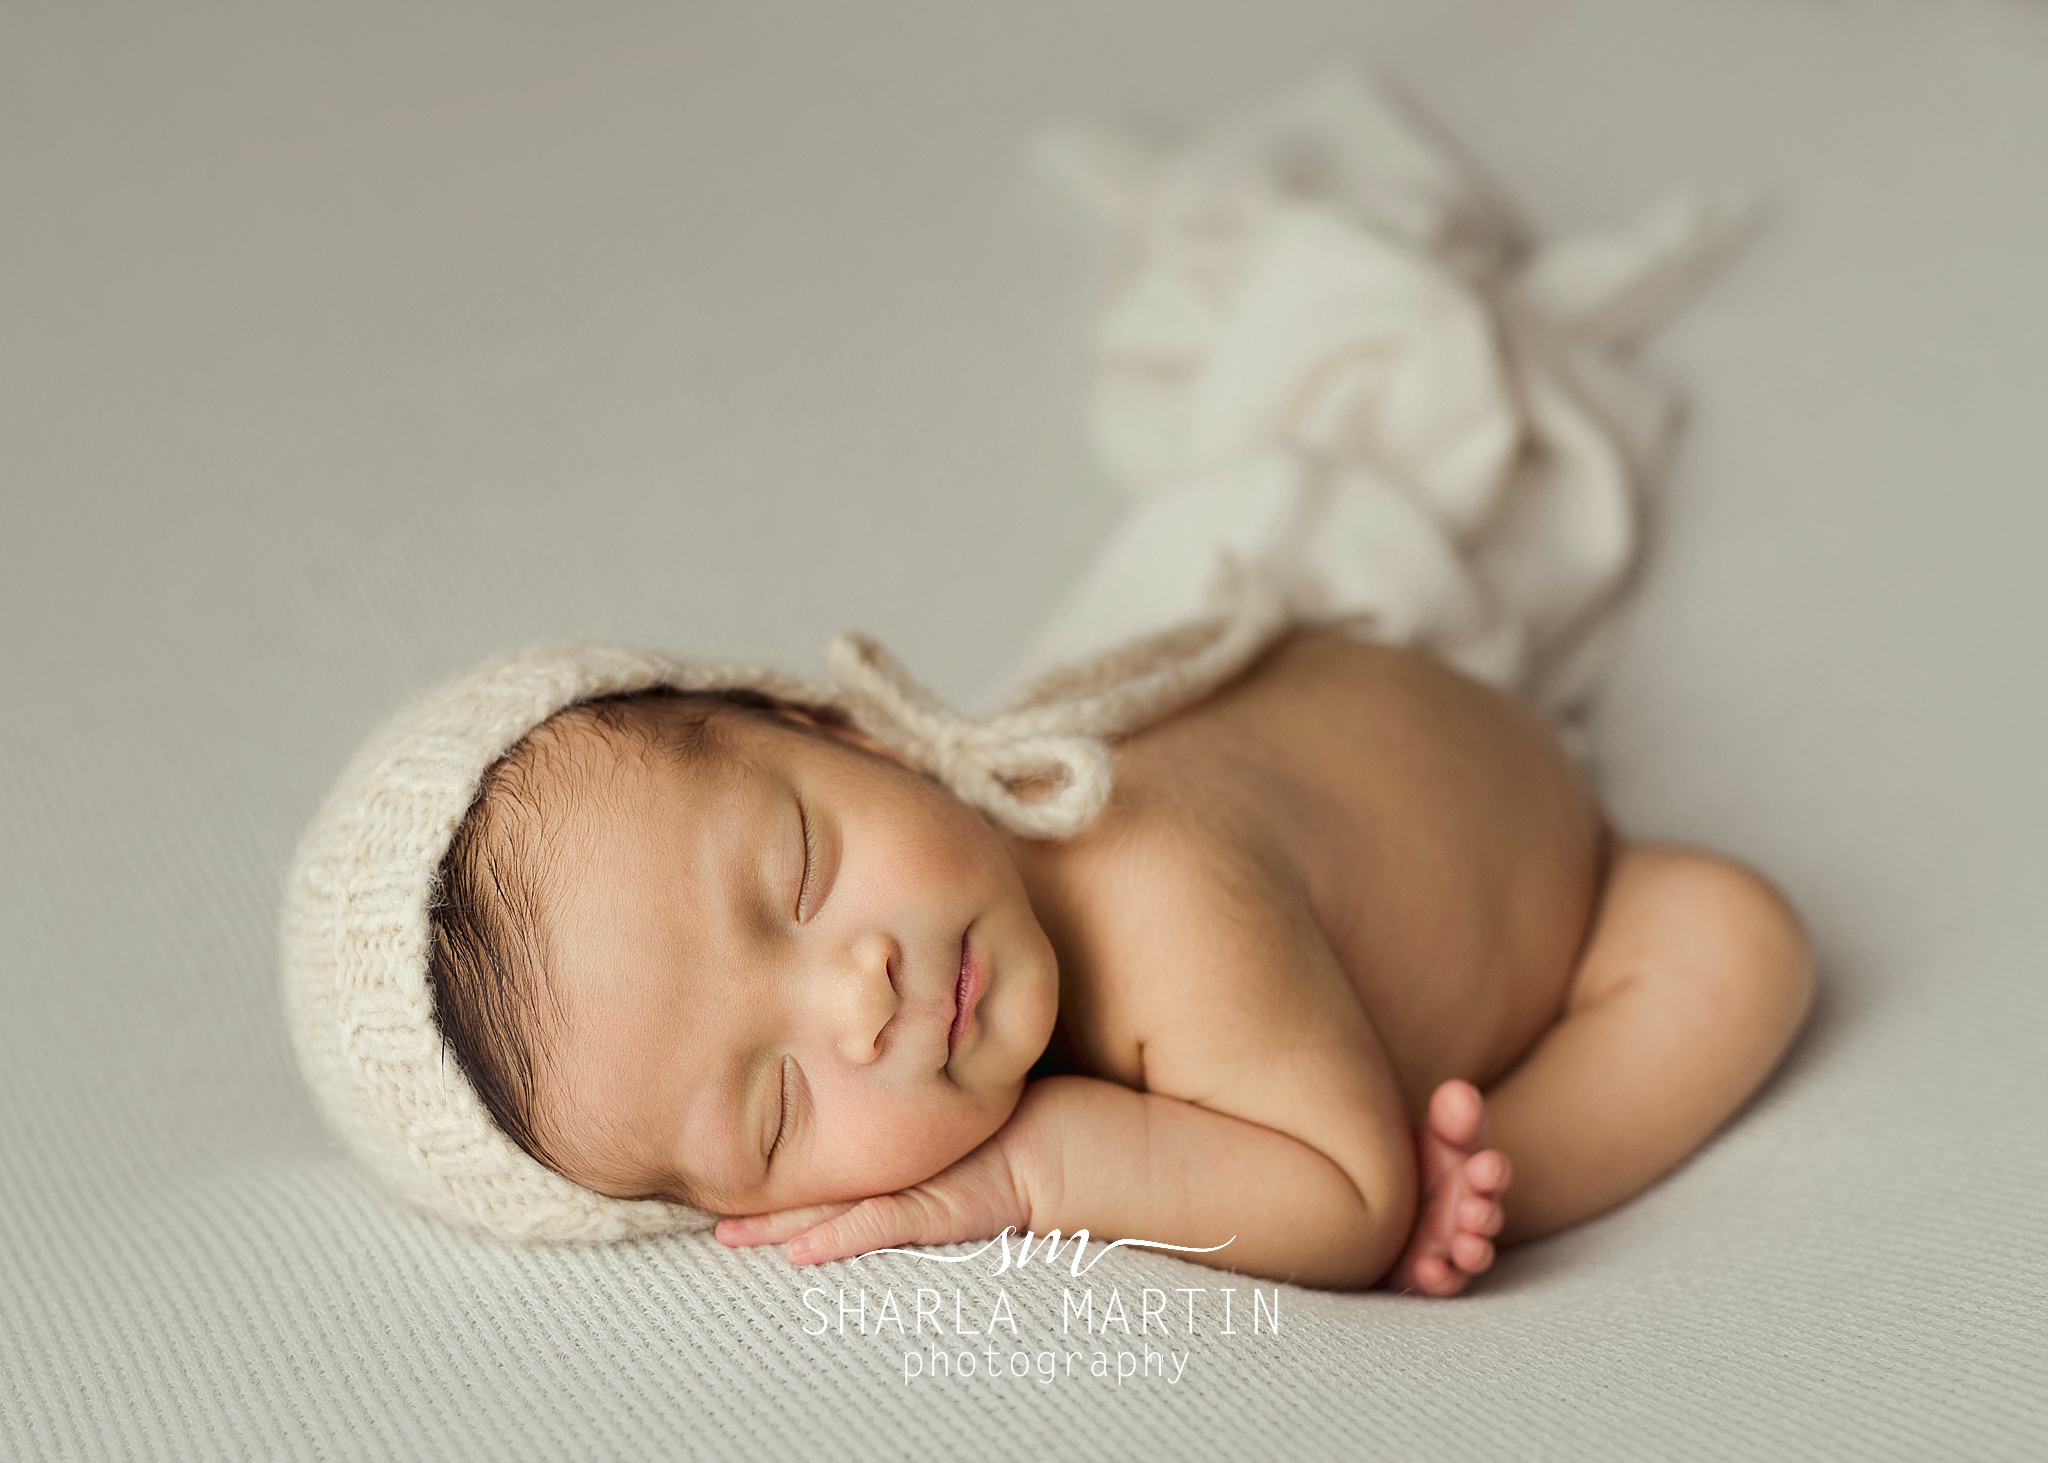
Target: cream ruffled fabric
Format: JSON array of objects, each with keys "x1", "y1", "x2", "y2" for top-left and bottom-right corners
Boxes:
[{"x1": 1004, "y1": 69, "x2": 1753, "y2": 722}]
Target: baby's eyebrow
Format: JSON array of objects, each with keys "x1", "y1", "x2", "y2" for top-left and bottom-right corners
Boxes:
[
  {"x1": 734, "y1": 782, "x2": 799, "y2": 935},
  {"x1": 725, "y1": 1040, "x2": 782, "y2": 1187}
]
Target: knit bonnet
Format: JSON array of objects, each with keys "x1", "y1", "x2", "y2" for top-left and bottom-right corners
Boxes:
[{"x1": 279, "y1": 594, "x2": 1292, "y2": 1243}]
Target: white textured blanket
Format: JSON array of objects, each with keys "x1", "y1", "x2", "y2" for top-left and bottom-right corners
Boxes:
[{"x1": 1007, "y1": 71, "x2": 1750, "y2": 721}]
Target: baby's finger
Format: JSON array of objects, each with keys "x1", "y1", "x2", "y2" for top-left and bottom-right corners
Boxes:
[
  {"x1": 714, "y1": 1202, "x2": 858, "y2": 1248},
  {"x1": 787, "y1": 1190, "x2": 955, "y2": 1266},
  {"x1": 784, "y1": 1202, "x2": 888, "y2": 1265}
]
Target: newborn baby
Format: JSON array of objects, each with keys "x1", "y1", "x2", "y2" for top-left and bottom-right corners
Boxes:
[{"x1": 427, "y1": 632, "x2": 1813, "y2": 1293}]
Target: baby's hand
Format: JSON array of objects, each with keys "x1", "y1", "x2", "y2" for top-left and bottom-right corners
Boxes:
[{"x1": 713, "y1": 1130, "x2": 1031, "y2": 1266}]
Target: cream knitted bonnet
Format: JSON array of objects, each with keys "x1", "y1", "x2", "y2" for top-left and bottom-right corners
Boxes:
[{"x1": 280, "y1": 593, "x2": 1293, "y2": 1243}]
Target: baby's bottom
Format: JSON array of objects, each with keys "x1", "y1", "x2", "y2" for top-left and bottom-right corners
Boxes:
[{"x1": 1479, "y1": 841, "x2": 1815, "y2": 1245}]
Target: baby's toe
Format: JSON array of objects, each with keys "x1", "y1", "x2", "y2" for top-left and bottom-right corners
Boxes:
[
  {"x1": 1457, "y1": 1194, "x2": 1504, "y2": 1237},
  {"x1": 1450, "y1": 1233, "x2": 1495, "y2": 1274},
  {"x1": 1464, "y1": 1149, "x2": 1511, "y2": 1196},
  {"x1": 1411, "y1": 1254, "x2": 1462, "y2": 1297},
  {"x1": 1427, "y1": 1079, "x2": 1486, "y2": 1149}
]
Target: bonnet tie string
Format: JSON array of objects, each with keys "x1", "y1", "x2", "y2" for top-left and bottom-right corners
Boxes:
[
  {"x1": 825, "y1": 557, "x2": 1297, "y2": 841},
  {"x1": 826, "y1": 633, "x2": 1113, "y2": 839}
]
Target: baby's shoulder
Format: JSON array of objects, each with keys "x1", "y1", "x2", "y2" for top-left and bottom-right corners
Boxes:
[
  {"x1": 1070, "y1": 711, "x2": 1305, "y2": 931},
  {"x1": 1030, "y1": 768, "x2": 1330, "y2": 1087}
]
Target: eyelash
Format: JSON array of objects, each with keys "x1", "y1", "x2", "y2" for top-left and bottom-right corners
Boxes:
[
  {"x1": 796, "y1": 799, "x2": 818, "y2": 921},
  {"x1": 771, "y1": 1056, "x2": 794, "y2": 1158}
]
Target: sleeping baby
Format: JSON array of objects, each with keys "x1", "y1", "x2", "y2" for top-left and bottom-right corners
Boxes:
[
  {"x1": 284, "y1": 618, "x2": 1812, "y2": 1294},
  {"x1": 283, "y1": 71, "x2": 1793, "y2": 1297}
]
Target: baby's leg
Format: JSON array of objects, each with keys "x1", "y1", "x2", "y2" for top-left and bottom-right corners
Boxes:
[{"x1": 1483, "y1": 842, "x2": 1815, "y2": 1246}]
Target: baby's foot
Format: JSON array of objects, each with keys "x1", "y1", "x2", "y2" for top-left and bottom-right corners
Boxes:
[{"x1": 1387, "y1": 1079, "x2": 1512, "y2": 1297}]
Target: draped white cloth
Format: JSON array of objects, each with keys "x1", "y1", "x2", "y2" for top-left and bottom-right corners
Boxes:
[{"x1": 1005, "y1": 70, "x2": 1754, "y2": 723}]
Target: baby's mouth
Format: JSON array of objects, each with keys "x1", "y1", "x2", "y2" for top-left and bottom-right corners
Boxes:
[{"x1": 949, "y1": 929, "x2": 985, "y2": 1056}]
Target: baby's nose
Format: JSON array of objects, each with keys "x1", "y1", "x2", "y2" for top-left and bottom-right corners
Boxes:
[{"x1": 832, "y1": 932, "x2": 899, "y2": 1065}]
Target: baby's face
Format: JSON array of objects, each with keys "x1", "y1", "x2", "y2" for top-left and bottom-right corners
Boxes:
[{"x1": 532, "y1": 706, "x2": 1059, "y2": 1217}]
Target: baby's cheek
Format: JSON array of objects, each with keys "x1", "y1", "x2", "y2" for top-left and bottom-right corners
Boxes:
[{"x1": 828, "y1": 1094, "x2": 992, "y2": 1194}]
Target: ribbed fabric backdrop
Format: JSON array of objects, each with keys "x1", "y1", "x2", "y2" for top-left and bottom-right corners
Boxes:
[{"x1": 3, "y1": 1, "x2": 2044, "y2": 1458}]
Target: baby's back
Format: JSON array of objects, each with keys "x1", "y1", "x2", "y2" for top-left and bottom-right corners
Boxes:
[{"x1": 1021, "y1": 634, "x2": 1609, "y2": 1117}]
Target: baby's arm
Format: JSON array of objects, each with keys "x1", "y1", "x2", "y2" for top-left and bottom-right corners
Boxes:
[
  {"x1": 717, "y1": 1072, "x2": 1413, "y2": 1288},
  {"x1": 1031, "y1": 1067, "x2": 1422, "y2": 1288},
  {"x1": 722, "y1": 878, "x2": 1422, "y2": 1289}
]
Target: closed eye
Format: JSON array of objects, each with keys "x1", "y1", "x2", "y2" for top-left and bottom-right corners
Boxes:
[
  {"x1": 796, "y1": 797, "x2": 819, "y2": 921},
  {"x1": 770, "y1": 1056, "x2": 795, "y2": 1159}
]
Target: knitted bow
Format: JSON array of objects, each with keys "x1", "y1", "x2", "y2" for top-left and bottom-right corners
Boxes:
[{"x1": 826, "y1": 559, "x2": 1297, "y2": 840}]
